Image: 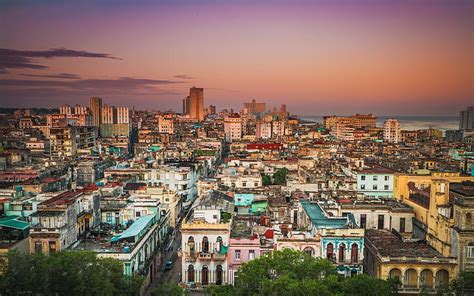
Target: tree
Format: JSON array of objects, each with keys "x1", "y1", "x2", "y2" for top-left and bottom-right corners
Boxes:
[
  {"x1": 272, "y1": 168, "x2": 289, "y2": 185},
  {"x1": 153, "y1": 283, "x2": 189, "y2": 296},
  {"x1": 206, "y1": 249, "x2": 396, "y2": 296},
  {"x1": 449, "y1": 271, "x2": 474, "y2": 295},
  {"x1": 0, "y1": 251, "x2": 143, "y2": 296},
  {"x1": 261, "y1": 174, "x2": 272, "y2": 186}
]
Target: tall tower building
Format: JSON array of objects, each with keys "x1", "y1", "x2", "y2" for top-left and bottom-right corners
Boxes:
[
  {"x1": 116, "y1": 107, "x2": 130, "y2": 124},
  {"x1": 182, "y1": 96, "x2": 190, "y2": 115},
  {"x1": 383, "y1": 119, "x2": 401, "y2": 143},
  {"x1": 460, "y1": 106, "x2": 474, "y2": 131},
  {"x1": 59, "y1": 104, "x2": 72, "y2": 115},
  {"x1": 102, "y1": 105, "x2": 114, "y2": 124},
  {"x1": 188, "y1": 87, "x2": 204, "y2": 121},
  {"x1": 89, "y1": 97, "x2": 102, "y2": 127}
]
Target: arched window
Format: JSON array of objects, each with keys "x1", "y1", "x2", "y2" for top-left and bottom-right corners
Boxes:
[
  {"x1": 351, "y1": 243, "x2": 358, "y2": 263},
  {"x1": 420, "y1": 269, "x2": 434, "y2": 288},
  {"x1": 188, "y1": 265, "x2": 195, "y2": 282},
  {"x1": 404, "y1": 269, "x2": 418, "y2": 288},
  {"x1": 303, "y1": 247, "x2": 314, "y2": 257},
  {"x1": 202, "y1": 236, "x2": 209, "y2": 253},
  {"x1": 216, "y1": 236, "x2": 223, "y2": 253},
  {"x1": 389, "y1": 268, "x2": 402, "y2": 281},
  {"x1": 467, "y1": 213, "x2": 472, "y2": 226},
  {"x1": 338, "y1": 243, "x2": 346, "y2": 262},
  {"x1": 188, "y1": 236, "x2": 195, "y2": 256},
  {"x1": 216, "y1": 265, "x2": 223, "y2": 285},
  {"x1": 327, "y1": 243, "x2": 334, "y2": 260},
  {"x1": 435, "y1": 269, "x2": 449, "y2": 287},
  {"x1": 202, "y1": 266, "x2": 209, "y2": 285}
]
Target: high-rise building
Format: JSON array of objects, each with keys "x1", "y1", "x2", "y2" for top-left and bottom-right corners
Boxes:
[
  {"x1": 89, "y1": 97, "x2": 102, "y2": 127},
  {"x1": 102, "y1": 105, "x2": 114, "y2": 124},
  {"x1": 383, "y1": 119, "x2": 401, "y2": 143},
  {"x1": 59, "y1": 104, "x2": 72, "y2": 115},
  {"x1": 182, "y1": 96, "x2": 190, "y2": 115},
  {"x1": 224, "y1": 114, "x2": 242, "y2": 142},
  {"x1": 74, "y1": 104, "x2": 88, "y2": 115},
  {"x1": 188, "y1": 87, "x2": 204, "y2": 121},
  {"x1": 243, "y1": 99, "x2": 266, "y2": 114},
  {"x1": 116, "y1": 107, "x2": 129, "y2": 124},
  {"x1": 460, "y1": 106, "x2": 474, "y2": 131}
]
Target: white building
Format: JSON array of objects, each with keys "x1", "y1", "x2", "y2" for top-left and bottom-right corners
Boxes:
[
  {"x1": 383, "y1": 119, "x2": 401, "y2": 143},
  {"x1": 256, "y1": 121, "x2": 272, "y2": 139},
  {"x1": 59, "y1": 104, "x2": 72, "y2": 115},
  {"x1": 117, "y1": 107, "x2": 130, "y2": 124},
  {"x1": 224, "y1": 114, "x2": 242, "y2": 142},
  {"x1": 181, "y1": 192, "x2": 233, "y2": 287},
  {"x1": 356, "y1": 166, "x2": 395, "y2": 198},
  {"x1": 102, "y1": 105, "x2": 115, "y2": 124},
  {"x1": 158, "y1": 114, "x2": 174, "y2": 134}
]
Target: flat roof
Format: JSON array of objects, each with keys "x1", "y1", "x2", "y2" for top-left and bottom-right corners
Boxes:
[
  {"x1": 0, "y1": 216, "x2": 30, "y2": 230},
  {"x1": 301, "y1": 201, "x2": 349, "y2": 229}
]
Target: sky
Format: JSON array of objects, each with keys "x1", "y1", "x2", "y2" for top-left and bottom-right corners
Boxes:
[{"x1": 0, "y1": 0, "x2": 472, "y2": 115}]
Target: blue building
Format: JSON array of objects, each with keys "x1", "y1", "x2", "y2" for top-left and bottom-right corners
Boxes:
[{"x1": 300, "y1": 200, "x2": 365, "y2": 277}]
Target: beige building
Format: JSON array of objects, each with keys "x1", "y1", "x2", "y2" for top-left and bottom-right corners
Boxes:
[
  {"x1": 384, "y1": 118, "x2": 401, "y2": 143},
  {"x1": 188, "y1": 87, "x2": 204, "y2": 121}
]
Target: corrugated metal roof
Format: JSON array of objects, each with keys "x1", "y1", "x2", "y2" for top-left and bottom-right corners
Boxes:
[
  {"x1": 0, "y1": 216, "x2": 30, "y2": 230},
  {"x1": 301, "y1": 201, "x2": 348, "y2": 229}
]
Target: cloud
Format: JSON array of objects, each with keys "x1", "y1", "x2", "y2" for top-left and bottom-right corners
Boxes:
[
  {"x1": 0, "y1": 48, "x2": 121, "y2": 73},
  {"x1": 174, "y1": 74, "x2": 193, "y2": 80},
  {"x1": 20, "y1": 73, "x2": 81, "y2": 79},
  {"x1": 0, "y1": 77, "x2": 184, "y2": 105}
]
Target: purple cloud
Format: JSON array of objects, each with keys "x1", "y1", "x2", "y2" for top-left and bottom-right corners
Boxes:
[
  {"x1": 0, "y1": 48, "x2": 121, "y2": 73},
  {"x1": 174, "y1": 74, "x2": 193, "y2": 80},
  {"x1": 20, "y1": 73, "x2": 81, "y2": 79}
]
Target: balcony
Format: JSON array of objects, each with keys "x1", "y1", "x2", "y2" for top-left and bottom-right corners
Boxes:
[
  {"x1": 197, "y1": 252, "x2": 212, "y2": 260},
  {"x1": 213, "y1": 253, "x2": 226, "y2": 261}
]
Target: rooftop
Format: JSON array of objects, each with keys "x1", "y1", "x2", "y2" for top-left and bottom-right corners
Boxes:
[
  {"x1": 301, "y1": 200, "x2": 351, "y2": 229},
  {"x1": 365, "y1": 229, "x2": 447, "y2": 258}
]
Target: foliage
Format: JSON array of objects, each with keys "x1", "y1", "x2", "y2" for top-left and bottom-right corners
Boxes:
[
  {"x1": 272, "y1": 168, "x2": 289, "y2": 185},
  {"x1": 153, "y1": 283, "x2": 189, "y2": 296},
  {"x1": 448, "y1": 271, "x2": 474, "y2": 295},
  {"x1": 261, "y1": 174, "x2": 272, "y2": 186},
  {"x1": 0, "y1": 251, "x2": 143, "y2": 296},
  {"x1": 205, "y1": 249, "x2": 396, "y2": 296}
]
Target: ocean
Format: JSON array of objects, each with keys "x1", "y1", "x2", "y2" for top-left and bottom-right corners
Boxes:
[{"x1": 299, "y1": 116, "x2": 459, "y2": 131}]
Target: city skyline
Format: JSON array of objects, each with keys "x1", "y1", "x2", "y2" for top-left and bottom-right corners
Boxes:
[{"x1": 0, "y1": 0, "x2": 473, "y2": 115}]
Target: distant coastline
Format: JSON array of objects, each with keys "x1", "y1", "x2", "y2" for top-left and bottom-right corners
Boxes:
[{"x1": 299, "y1": 115, "x2": 459, "y2": 131}]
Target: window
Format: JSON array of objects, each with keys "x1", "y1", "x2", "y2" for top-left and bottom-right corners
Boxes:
[
  {"x1": 216, "y1": 265, "x2": 223, "y2": 285},
  {"x1": 254, "y1": 182, "x2": 258, "y2": 187},
  {"x1": 373, "y1": 176, "x2": 378, "y2": 181},
  {"x1": 467, "y1": 246, "x2": 474, "y2": 258},
  {"x1": 235, "y1": 250, "x2": 241, "y2": 260},
  {"x1": 467, "y1": 213, "x2": 472, "y2": 226},
  {"x1": 373, "y1": 185, "x2": 378, "y2": 190},
  {"x1": 242, "y1": 182, "x2": 247, "y2": 187},
  {"x1": 49, "y1": 241, "x2": 57, "y2": 253},
  {"x1": 384, "y1": 176, "x2": 389, "y2": 181},
  {"x1": 361, "y1": 185, "x2": 366, "y2": 190},
  {"x1": 249, "y1": 250, "x2": 255, "y2": 260},
  {"x1": 188, "y1": 264, "x2": 195, "y2": 282},
  {"x1": 338, "y1": 244, "x2": 346, "y2": 262},
  {"x1": 361, "y1": 176, "x2": 366, "y2": 181},
  {"x1": 351, "y1": 244, "x2": 358, "y2": 263},
  {"x1": 327, "y1": 243, "x2": 334, "y2": 260},
  {"x1": 384, "y1": 185, "x2": 389, "y2": 190},
  {"x1": 400, "y1": 218, "x2": 406, "y2": 233},
  {"x1": 202, "y1": 236, "x2": 209, "y2": 253},
  {"x1": 34, "y1": 241, "x2": 42, "y2": 254},
  {"x1": 106, "y1": 212, "x2": 113, "y2": 223},
  {"x1": 360, "y1": 214, "x2": 367, "y2": 228},
  {"x1": 135, "y1": 211, "x2": 141, "y2": 218},
  {"x1": 378, "y1": 215, "x2": 385, "y2": 229}
]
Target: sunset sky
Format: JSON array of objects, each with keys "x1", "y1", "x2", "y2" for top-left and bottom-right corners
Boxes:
[{"x1": 0, "y1": 0, "x2": 472, "y2": 115}]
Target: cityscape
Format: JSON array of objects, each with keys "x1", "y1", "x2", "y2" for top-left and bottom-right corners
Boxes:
[{"x1": 0, "y1": 1, "x2": 473, "y2": 296}]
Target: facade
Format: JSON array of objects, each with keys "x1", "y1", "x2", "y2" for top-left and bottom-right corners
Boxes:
[
  {"x1": 384, "y1": 118, "x2": 401, "y2": 143},
  {"x1": 89, "y1": 96, "x2": 103, "y2": 127},
  {"x1": 102, "y1": 105, "x2": 115, "y2": 124},
  {"x1": 459, "y1": 106, "x2": 474, "y2": 131},
  {"x1": 158, "y1": 114, "x2": 175, "y2": 134},
  {"x1": 356, "y1": 166, "x2": 395, "y2": 198},
  {"x1": 180, "y1": 198, "x2": 232, "y2": 288},
  {"x1": 365, "y1": 229, "x2": 456, "y2": 294},
  {"x1": 224, "y1": 114, "x2": 242, "y2": 142},
  {"x1": 324, "y1": 114, "x2": 376, "y2": 130},
  {"x1": 60, "y1": 104, "x2": 72, "y2": 115},
  {"x1": 188, "y1": 87, "x2": 204, "y2": 121},
  {"x1": 49, "y1": 126, "x2": 98, "y2": 158},
  {"x1": 394, "y1": 173, "x2": 474, "y2": 272},
  {"x1": 243, "y1": 99, "x2": 265, "y2": 114}
]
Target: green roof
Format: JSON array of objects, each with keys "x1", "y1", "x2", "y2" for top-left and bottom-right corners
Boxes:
[
  {"x1": 115, "y1": 215, "x2": 155, "y2": 242},
  {"x1": 300, "y1": 201, "x2": 348, "y2": 229},
  {"x1": 0, "y1": 216, "x2": 30, "y2": 230}
]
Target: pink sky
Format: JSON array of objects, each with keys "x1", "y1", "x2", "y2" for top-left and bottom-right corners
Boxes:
[{"x1": 0, "y1": 0, "x2": 472, "y2": 115}]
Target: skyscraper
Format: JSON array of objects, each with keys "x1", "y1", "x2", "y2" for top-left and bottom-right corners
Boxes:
[
  {"x1": 89, "y1": 97, "x2": 102, "y2": 127},
  {"x1": 383, "y1": 118, "x2": 401, "y2": 143},
  {"x1": 460, "y1": 106, "x2": 474, "y2": 131},
  {"x1": 182, "y1": 96, "x2": 190, "y2": 115},
  {"x1": 188, "y1": 87, "x2": 204, "y2": 121}
]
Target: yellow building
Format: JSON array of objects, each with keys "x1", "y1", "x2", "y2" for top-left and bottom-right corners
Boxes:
[
  {"x1": 394, "y1": 173, "x2": 474, "y2": 273},
  {"x1": 364, "y1": 229, "x2": 456, "y2": 294}
]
